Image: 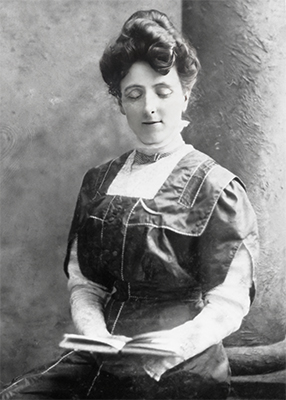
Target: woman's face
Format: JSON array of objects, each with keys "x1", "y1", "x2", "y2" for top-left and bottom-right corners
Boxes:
[{"x1": 120, "y1": 61, "x2": 189, "y2": 147}]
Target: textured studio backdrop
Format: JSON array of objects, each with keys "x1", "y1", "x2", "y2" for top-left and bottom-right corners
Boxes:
[
  {"x1": 1, "y1": 0, "x2": 285, "y2": 386},
  {"x1": 0, "y1": 0, "x2": 181, "y2": 384}
]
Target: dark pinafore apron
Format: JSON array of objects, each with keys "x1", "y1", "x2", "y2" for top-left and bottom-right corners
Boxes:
[{"x1": 1, "y1": 148, "x2": 253, "y2": 399}]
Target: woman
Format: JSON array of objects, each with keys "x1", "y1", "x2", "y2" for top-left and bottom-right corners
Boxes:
[{"x1": 1, "y1": 9, "x2": 258, "y2": 400}]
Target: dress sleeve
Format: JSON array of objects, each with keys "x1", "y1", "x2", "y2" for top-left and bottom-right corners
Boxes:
[{"x1": 197, "y1": 178, "x2": 258, "y2": 295}]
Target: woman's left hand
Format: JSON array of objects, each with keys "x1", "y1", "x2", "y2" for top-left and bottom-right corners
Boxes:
[
  {"x1": 136, "y1": 330, "x2": 185, "y2": 381},
  {"x1": 143, "y1": 354, "x2": 183, "y2": 381}
]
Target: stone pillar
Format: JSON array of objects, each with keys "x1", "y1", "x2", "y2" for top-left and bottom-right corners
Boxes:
[{"x1": 182, "y1": 0, "x2": 286, "y2": 345}]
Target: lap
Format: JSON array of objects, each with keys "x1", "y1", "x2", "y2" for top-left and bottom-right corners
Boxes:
[{"x1": 0, "y1": 345, "x2": 230, "y2": 400}]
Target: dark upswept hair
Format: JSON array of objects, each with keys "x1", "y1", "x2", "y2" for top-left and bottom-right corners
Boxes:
[{"x1": 99, "y1": 9, "x2": 200, "y2": 99}]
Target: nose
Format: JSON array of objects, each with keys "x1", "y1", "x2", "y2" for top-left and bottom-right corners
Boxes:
[{"x1": 144, "y1": 91, "x2": 157, "y2": 115}]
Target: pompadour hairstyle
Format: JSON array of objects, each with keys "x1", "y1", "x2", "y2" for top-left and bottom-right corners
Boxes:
[{"x1": 99, "y1": 9, "x2": 200, "y2": 99}]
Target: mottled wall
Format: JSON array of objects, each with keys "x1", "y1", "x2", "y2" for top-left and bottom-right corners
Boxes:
[
  {"x1": 0, "y1": 0, "x2": 181, "y2": 385},
  {"x1": 182, "y1": 0, "x2": 286, "y2": 345}
]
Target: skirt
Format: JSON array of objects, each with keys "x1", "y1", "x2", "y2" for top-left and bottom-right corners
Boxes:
[{"x1": 0, "y1": 343, "x2": 231, "y2": 400}]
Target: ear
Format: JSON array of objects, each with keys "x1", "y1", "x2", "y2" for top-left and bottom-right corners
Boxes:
[
  {"x1": 118, "y1": 99, "x2": 126, "y2": 115},
  {"x1": 182, "y1": 90, "x2": 191, "y2": 112}
]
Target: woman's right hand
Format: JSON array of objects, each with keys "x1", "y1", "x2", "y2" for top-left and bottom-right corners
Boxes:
[{"x1": 110, "y1": 334, "x2": 132, "y2": 343}]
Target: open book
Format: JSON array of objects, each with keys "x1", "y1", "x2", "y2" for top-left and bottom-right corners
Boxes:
[{"x1": 59, "y1": 333, "x2": 179, "y2": 357}]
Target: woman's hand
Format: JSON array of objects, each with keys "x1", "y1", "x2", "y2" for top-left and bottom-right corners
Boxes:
[
  {"x1": 143, "y1": 354, "x2": 183, "y2": 381},
  {"x1": 135, "y1": 330, "x2": 185, "y2": 381},
  {"x1": 110, "y1": 334, "x2": 132, "y2": 343}
]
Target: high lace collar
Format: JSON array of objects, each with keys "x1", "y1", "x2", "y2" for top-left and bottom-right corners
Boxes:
[{"x1": 134, "y1": 143, "x2": 186, "y2": 165}]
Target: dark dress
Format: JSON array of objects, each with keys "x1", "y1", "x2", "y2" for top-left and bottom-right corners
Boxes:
[{"x1": 0, "y1": 148, "x2": 258, "y2": 400}]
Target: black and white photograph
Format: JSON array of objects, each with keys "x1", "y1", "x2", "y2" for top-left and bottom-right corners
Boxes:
[{"x1": 0, "y1": 1, "x2": 285, "y2": 399}]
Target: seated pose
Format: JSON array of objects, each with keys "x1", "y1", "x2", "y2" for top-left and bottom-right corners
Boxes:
[{"x1": 1, "y1": 9, "x2": 259, "y2": 400}]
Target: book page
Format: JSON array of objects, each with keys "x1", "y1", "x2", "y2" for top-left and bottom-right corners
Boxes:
[{"x1": 59, "y1": 333, "x2": 126, "y2": 353}]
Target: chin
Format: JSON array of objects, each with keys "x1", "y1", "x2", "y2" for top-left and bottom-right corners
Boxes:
[
  {"x1": 138, "y1": 134, "x2": 166, "y2": 146},
  {"x1": 140, "y1": 139, "x2": 163, "y2": 146}
]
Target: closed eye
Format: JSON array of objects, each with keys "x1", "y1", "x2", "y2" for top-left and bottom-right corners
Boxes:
[
  {"x1": 125, "y1": 88, "x2": 143, "y2": 100},
  {"x1": 156, "y1": 87, "x2": 173, "y2": 98}
]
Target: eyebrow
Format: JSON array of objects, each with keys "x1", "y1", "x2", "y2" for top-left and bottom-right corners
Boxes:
[{"x1": 123, "y1": 82, "x2": 172, "y2": 93}]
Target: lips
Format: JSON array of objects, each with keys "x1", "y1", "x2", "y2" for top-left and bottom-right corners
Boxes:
[{"x1": 142, "y1": 121, "x2": 162, "y2": 125}]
